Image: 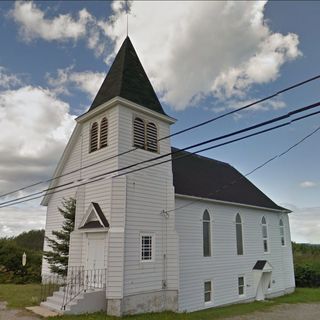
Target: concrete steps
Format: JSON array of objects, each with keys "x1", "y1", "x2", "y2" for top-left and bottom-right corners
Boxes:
[{"x1": 40, "y1": 286, "x2": 106, "y2": 314}]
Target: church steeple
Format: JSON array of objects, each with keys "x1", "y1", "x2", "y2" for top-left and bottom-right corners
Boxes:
[{"x1": 90, "y1": 37, "x2": 166, "y2": 115}]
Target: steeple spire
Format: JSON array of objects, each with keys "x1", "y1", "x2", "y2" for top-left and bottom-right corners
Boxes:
[{"x1": 89, "y1": 37, "x2": 166, "y2": 115}]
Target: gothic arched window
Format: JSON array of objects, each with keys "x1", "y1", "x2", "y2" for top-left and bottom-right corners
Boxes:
[
  {"x1": 203, "y1": 210, "x2": 211, "y2": 257},
  {"x1": 133, "y1": 117, "x2": 145, "y2": 149},
  {"x1": 100, "y1": 117, "x2": 108, "y2": 149},
  {"x1": 90, "y1": 122, "x2": 99, "y2": 152},
  {"x1": 146, "y1": 122, "x2": 158, "y2": 152},
  {"x1": 236, "y1": 213, "x2": 243, "y2": 255},
  {"x1": 262, "y1": 216, "x2": 269, "y2": 253}
]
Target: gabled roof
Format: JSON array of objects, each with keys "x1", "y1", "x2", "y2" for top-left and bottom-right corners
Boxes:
[
  {"x1": 172, "y1": 148, "x2": 289, "y2": 212},
  {"x1": 79, "y1": 202, "x2": 109, "y2": 229},
  {"x1": 253, "y1": 260, "x2": 273, "y2": 271},
  {"x1": 89, "y1": 36, "x2": 166, "y2": 115}
]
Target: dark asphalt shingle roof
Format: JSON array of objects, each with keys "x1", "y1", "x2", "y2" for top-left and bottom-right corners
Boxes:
[
  {"x1": 89, "y1": 37, "x2": 166, "y2": 115},
  {"x1": 253, "y1": 260, "x2": 267, "y2": 270},
  {"x1": 172, "y1": 148, "x2": 288, "y2": 212}
]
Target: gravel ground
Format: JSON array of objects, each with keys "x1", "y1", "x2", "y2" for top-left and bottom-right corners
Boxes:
[
  {"x1": 0, "y1": 301, "x2": 40, "y2": 320},
  {"x1": 224, "y1": 303, "x2": 320, "y2": 320}
]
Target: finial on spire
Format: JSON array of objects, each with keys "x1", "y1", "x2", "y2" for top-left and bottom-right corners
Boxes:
[{"x1": 125, "y1": 0, "x2": 129, "y2": 37}]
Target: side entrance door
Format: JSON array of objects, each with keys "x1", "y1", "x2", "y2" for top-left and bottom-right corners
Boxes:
[{"x1": 85, "y1": 233, "x2": 106, "y2": 288}]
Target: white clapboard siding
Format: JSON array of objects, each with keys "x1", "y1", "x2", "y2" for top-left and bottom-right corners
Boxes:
[
  {"x1": 117, "y1": 105, "x2": 179, "y2": 297},
  {"x1": 175, "y1": 197, "x2": 295, "y2": 312}
]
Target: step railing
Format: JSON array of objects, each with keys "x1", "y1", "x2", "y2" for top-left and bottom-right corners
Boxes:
[
  {"x1": 62, "y1": 267, "x2": 107, "y2": 310},
  {"x1": 40, "y1": 273, "x2": 67, "y2": 303}
]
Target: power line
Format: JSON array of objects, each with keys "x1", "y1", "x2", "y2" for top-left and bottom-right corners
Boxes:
[
  {"x1": 1, "y1": 73, "x2": 320, "y2": 199},
  {"x1": 1, "y1": 108, "x2": 319, "y2": 209},
  {"x1": 165, "y1": 124, "x2": 320, "y2": 214}
]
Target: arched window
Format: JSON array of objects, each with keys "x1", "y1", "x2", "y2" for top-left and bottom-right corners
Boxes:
[
  {"x1": 203, "y1": 210, "x2": 211, "y2": 257},
  {"x1": 100, "y1": 117, "x2": 108, "y2": 148},
  {"x1": 235, "y1": 213, "x2": 243, "y2": 255},
  {"x1": 133, "y1": 117, "x2": 145, "y2": 149},
  {"x1": 146, "y1": 122, "x2": 158, "y2": 152},
  {"x1": 279, "y1": 218, "x2": 285, "y2": 246},
  {"x1": 90, "y1": 122, "x2": 98, "y2": 152},
  {"x1": 262, "y1": 216, "x2": 269, "y2": 253}
]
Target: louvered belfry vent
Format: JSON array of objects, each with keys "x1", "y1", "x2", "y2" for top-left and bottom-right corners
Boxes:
[
  {"x1": 100, "y1": 117, "x2": 108, "y2": 148},
  {"x1": 146, "y1": 122, "x2": 158, "y2": 152},
  {"x1": 133, "y1": 117, "x2": 145, "y2": 149},
  {"x1": 90, "y1": 122, "x2": 99, "y2": 152}
]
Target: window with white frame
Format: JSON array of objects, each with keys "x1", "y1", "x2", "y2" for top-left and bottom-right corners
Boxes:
[
  {"x1": 238, "y1": 276, "x2": 245, "y2": 296},
  {"x1": 204, "y1": 281, "x2": 212, "y2": 303},
  {"x1": 262, "y1": 216, "x2": 269, "y2": 253},
  {"x1": 279, "y1": 218, "x2": 285, "y2": 246},
  {"x1": 203, "y1": 210, "x2": 211, "y2": 257},
  {"x1": 140, "y1": 234, "x2": 154, "y2": 261},
  {"x1": 235, "y1": 213, "x2": 243, "y2": 255}
]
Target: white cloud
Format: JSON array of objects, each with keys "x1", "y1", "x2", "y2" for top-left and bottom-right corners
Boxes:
[
  {"x1": 46, "y1": 66, "x2": 105, "y2": 99},
  {"x1": 105, "y1": 1, "x2": 301, "y2": 110},
  {"x1": 0, "y1": 66, "x2": 22, "y2": 88},
  {"x1": 11, "y1": 1, "x2": 108, "y2": 57},
  {"x1": 285, "y1": 204, "x2": 320, "y2": 243},
  {"x1": 300, "y1": 181, "x2": 317, "y2": 188},
  {"x1": 0, "y1": 85, "x2": 75, "y2": 196},
  {"x1": 0, "y1": 203, "x2": 46, "y2": 237}
]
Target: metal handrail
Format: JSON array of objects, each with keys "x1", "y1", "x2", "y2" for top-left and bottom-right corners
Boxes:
[
  {"x1": 61, "y1": 267, "x2": 107, "y2": 310},
  {"x1": 40, "y1": 273, "x2": 66, "y2": 302}
]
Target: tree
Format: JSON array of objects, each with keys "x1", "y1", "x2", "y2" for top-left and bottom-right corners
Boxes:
[{"x1": 44, "y1": 197, "x2": 76, "y2": 276}]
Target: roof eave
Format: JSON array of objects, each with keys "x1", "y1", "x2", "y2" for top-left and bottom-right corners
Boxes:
[
  {"x1": 175, "y1": 193, "x2": 291, "y2": 214},
  {"x1": 41, "y1": 123, "x2": 80, "y2": 206},
  {"x1": 77, "y1": 96, "x2": 176, "y2": 125}
]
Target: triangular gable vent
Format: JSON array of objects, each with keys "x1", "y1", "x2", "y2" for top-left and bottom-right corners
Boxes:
[
  {"x1": 79, "y1": 202, "x2": 109, "y2": 229},
  {"x1": 252, "y1": 260, "x2": 273, "y2": 271}
]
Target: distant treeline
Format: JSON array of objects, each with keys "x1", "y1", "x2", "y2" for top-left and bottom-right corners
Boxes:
[
  {"x1": 0, "y1": 229, "x2": 44, "y2": 283},
  {"x1": 292, "y1": 242, "x2": 320, "y2": 287},
  {"x1": 0, "y1": 230, "x2": 320, "y2": 287}
]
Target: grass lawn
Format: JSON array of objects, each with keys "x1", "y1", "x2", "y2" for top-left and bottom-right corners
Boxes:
[
  {"x1": 0, "y1": 283, "x2": 41, "y2": 308},
  {"x1": 0, "y1": 285, "x2": 320, "y2": 319}
]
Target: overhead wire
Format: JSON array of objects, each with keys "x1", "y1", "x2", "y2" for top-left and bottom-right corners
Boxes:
[
  {"x1": 1, "y1": 73, "x2": 320, "y2": 199},
  {"x1": 1, "y1": 107, "x2": 320, "y2": 209}
]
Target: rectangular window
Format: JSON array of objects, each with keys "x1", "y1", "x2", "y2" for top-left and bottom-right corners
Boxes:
[
  {"x1": 204, "y1": 281, "x2": 212, "y2": 303},
  {"x1": 140, "y1": 234, "x2": 154, "y2": 261},
  {"x1": 238, "y1": 276, "x2": 245, "y2": 296}
]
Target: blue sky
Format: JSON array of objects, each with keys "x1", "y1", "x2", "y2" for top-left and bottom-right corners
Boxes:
[{"x1": 0, "y1": 1, "x2": 319, "y2": 242}]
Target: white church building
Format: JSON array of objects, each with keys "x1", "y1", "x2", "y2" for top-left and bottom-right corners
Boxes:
[{"x1": 41, "y1": 37, "x2": 295, "y2": 316}]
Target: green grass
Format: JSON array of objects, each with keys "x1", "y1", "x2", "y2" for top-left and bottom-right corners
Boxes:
[
  {"x1": 0, "y1": 283, "x2": 41, "y2": 308},
  {"x1": 0, "y1": 285, "x2": 320, "y2": 319}
]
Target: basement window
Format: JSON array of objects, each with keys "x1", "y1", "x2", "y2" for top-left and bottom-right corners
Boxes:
[
  {"x1": 238, "y1": 276, "x2": 245, "y2": 296},
  {"x1": 204, "y1": 281, "x2": 212, "y2": 303}
]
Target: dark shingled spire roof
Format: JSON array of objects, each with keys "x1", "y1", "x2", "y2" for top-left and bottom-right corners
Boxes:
[{"x1": 89, "y1": 37, "x2": 166, "y2": 115}]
